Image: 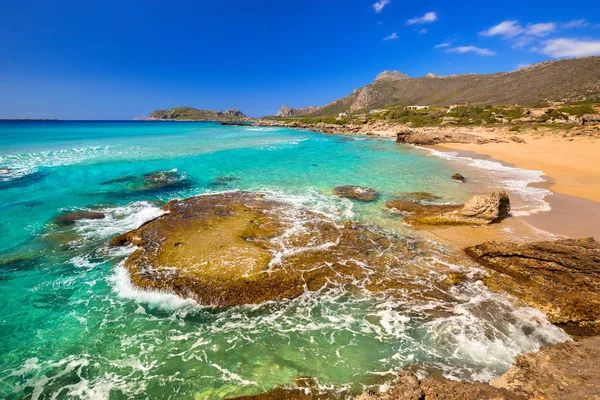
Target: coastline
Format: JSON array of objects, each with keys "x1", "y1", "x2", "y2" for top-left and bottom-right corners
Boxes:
[
  {"x1": 423, "y1": 145, "x2": 600, "y2": 241},
  {"x1": 257, "y1": 119, "x2": 600, "y2": 241}
]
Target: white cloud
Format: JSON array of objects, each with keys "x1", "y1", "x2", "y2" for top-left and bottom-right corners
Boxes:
[
  {"x1": 480, "y1": 21, "x2": 524, "y2": 38},
  {"x1": 434, "y1": 42, "x2": 451, "y2": 48},
  {"x1": 418, "y1": 29, "x2": 427, "y2": 35},
  {"x1": 512, "y1": 36, "x2": 535, "y2": 49},
  {"x1": 540, "y1": 38, "x2": 600, "y2": 58},
  {"x1": 373, "y1": 0, "x2": 390, "y2": 13},
  {"x1": 407, "y1": 12, "x2": 437, "y2": 25},
  {"x1": 516, "y1": 63, "x2": 531, "y2": 70},
  {"x1": 562, "y1": 19, "x2": 590, "y2": 29},
  {"x1": 525, "y1": 22, "x2": 557, "y2": 37},
  {"x1": 383, "y1": 32, "x2": 399, "y2": 41},
  {"x1": 446, "y1": 46, "x2": 496, "y2": 56}
]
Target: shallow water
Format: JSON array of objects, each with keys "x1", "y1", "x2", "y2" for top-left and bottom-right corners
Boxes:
[{"x1": 0, "y1": 121, "x2": 567, "y2": 399}]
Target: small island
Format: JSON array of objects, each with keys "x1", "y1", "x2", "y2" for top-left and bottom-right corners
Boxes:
[{"x1": 149, "y1": 106, "x2": 247, "y2": 121}]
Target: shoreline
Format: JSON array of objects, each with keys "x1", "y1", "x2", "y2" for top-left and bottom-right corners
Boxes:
[
  {"x1": 423, "y1": 145, "x2": 600, "y2": 241},
  {"x1": 263, "y1": 119, "x2": 600, "y2": 241}
]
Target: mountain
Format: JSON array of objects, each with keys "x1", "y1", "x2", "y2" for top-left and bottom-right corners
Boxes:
[
  {"x1": 150, "y1": 107, "x2": 246, "y2": 121},
  {"x1": 283, "y1": 57, "x2": 600, "y2": 117},
  {"x1": 276, "y1": 105, "x2": 321, "y2": 117}
]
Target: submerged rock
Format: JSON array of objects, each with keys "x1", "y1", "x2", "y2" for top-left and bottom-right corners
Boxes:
[
  {"x1": 55, "y1": 211, "x2": 106, "y2": 226},
  {"x1": 100, "y1": 175, "x2": 136, "y2": 185},
  {"x1": 451, "y1": 173, "x2": 466, "y2": 182},
  {"x1": 142, "y1": 170, "x2": 185, "y2": 190},
  {"x1": 386, "y1": 191, "x2": 510, "y2": 226},
  {"x1": 208, "y1": 175, "x2": 240, "y2": 188},
  {"x1": 465, "y1": 237, "x2": 600, "y2": 337},
  {"x1": 333, "y1": 186, "x2": 379, "y2": 202},
  {"x1": 110, "y1": 191, "x2": 458, "y2": 306},
  {"x1": 393, "y1": 192, "x2": 441, "y2": 203},
  {"x1": 361, "y1": 336, "x2": 600, "y2": 400}
]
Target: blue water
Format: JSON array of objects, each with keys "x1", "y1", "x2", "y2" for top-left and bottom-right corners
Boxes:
[{"x1": 0, "y1": 121, "x2": 567, "y2": 399}]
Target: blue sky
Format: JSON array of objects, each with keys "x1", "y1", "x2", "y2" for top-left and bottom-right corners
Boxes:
[{"x1": 1, "y1": 0, "x2": 599, "y2": 119}]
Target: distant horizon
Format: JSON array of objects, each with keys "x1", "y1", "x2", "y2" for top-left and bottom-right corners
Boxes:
[{"x1": 2, "y1": 0, "x2": 600, "y2": 119}]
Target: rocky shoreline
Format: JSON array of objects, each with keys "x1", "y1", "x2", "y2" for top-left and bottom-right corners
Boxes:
[
  {"x1": 252, "y1": 118, "x2": 600, "y2": 145},
  {"x1": 109, "y1": 184, "x2": 600, "y2": 399}
]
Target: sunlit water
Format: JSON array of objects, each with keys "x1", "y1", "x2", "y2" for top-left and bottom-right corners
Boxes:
[{"x1": 0, "y1": 121, "x2": 566, "y2": 399}]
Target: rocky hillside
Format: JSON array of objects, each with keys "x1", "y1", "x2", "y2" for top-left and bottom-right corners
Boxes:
[
  {"x1": 276, "y1": 105, "x2": 321, "y2": 117},
  {"x1": 283, "y1": 56, "x2": 600, "y2": 116},
  {"x1": 150, "y1": 107, "x2": 246, "y2": 121}
]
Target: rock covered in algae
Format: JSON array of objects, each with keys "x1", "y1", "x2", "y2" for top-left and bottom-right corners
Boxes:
[
  {"x1": 54, "y1": 211, "x2": 106, "y2": 226},
  {"x1": 111, "y1": 191, "x2": 452, "y2": 306},
  {"x1": 466, "y1": 237, "x2": 600, "y2": 337},
  {"x1": 385, "y1": 191, "x2": 510, "y2": 226},
  {"x1": 333, "y1": 185, "x2": 379, "y2": 202}
]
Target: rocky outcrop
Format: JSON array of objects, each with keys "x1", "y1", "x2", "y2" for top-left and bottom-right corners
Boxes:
[
  {"x1": 581, "y1": 113, "x2": 600, "y2": 126},
  {"x1": 374, "y1": 70, "x2": 411, "y2": 82},
  {"x1": 359, "y1": 336, "x2": 600, "y2": 400},
  {"x1": 452, "y1": 173, "x2": 466, "y2": 182},
  {"x1": 395, "y1": 129, "x2": 494, "y2": 145},
  {"x1": 465, "y1": 238, "x2": 600, "y2": 337},
  {"x1": 110, "y1": 191, "x2": 459, "y2": 306},
  {"x1": 276, "y1": 105, "x2": 321, "y2": 118},
  {"x1": 358, "y1": 371, "x2": 522, "y2": 400},
  {"x1": 333, "y1": 185, "x2": 379, "y2": 201},
  {"x1": 277, "y1": 105, "x2": 294, "y2": 117},
  {"x1": 386, "y1": 192, "x2": 510, "y2": 226},
  {"x1": 490, "y1": 335, "x2": 600, "y2": 399},
  {"x1": 224, "y1": 109, "x2": 245, "y2": 118},
  {"x1": 55, "y1": 211, "x2": 106, "y2": 226}
]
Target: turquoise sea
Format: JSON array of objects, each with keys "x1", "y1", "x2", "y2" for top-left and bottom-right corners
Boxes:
[{"x1": 0, "y1": 121, "x2": 567, "y2": 399}]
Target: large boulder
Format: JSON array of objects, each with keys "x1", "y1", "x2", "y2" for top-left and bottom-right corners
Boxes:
[
  {"x1": 110, "y1": 191, "x2": 455, "y2": 306},
  {"x1": 385, "y1": 191, "x2": 510, "y2": 226},
  {"x1": 465, "y1": 237, "x2": 600, "y2": 337},
  {"x1": 333, "y1": 185, "x2": 379, "y2": 201}
]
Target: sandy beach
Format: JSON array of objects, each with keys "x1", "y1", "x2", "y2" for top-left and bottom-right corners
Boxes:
[{"x1": 428, "y1": 131, "x2": 600, "y2": 241}]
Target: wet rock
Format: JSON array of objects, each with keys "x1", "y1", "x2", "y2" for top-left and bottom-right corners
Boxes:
[
  {"x1": 465, "y1": 237, "x2": 600, "y2": 337},
  {"x1": 490, "y1": 335, "x2": 600, "y2": 399},
  {"x1": 55, "y1": 211, "x2": 106, "y2": 226},
  {"x1": 135, "y1": 170, "x2": 190, "y2": 193},
  {"x1": 0, "y1": 168, "x2": 11, "y2": 175},
  {"x1": 227, "y1": 387, "x2": 339, "y2": 400},
  {"x1": 451, "y1": 173, "x2": 466, "y2": 182},
  {"x1": 386, "y1": 192, "x2": 510, "y2": 226},
  {"x1": 100, "y1": 175, "x2": 136, "y2": 185},
  {"x1": 393, "y1": 192, "x2": 441, "y2": 202},
  {"x1": 333, "y1": 186, "x2": 379, "y2": 202},
  {"x1": 357, "y1": 371, "x2": 523, "y2": 400},
  {"x1": 110, "y1": 192, "x2": 452, "y2": 306},
  {"x1": 364, "y1": 337, "x2": 600, "y2": 399}
]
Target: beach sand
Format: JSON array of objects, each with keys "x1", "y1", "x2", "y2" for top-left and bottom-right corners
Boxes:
[{"x1": 427, "y1": 132, "x2": 600, "y2": 242}]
